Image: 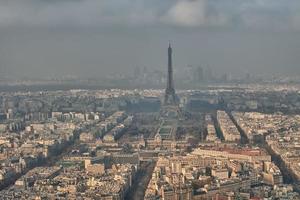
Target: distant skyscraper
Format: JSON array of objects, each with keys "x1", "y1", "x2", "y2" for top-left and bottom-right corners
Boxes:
[
  {"x1": 185, "y1": 65, "x2": 194, "y2": 81},
  {"x1": 133, "y1": 66, "x2": 141, "y2": 79},
  {"x1": 204, "y1": 66, "x2": 213, "y2": 82},
  {"x1": 221, "y1": 73, "x2": 228, "y2": 82},
  {"x1": 196, "y1": 66, "x2": 204, "y2": 82},
  {"x1": 164, "y1": 43, "x2": 177, "y2": 105}
]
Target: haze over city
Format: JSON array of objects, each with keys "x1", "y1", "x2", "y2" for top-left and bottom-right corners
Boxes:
[{"x1": 1, "y1": 0, "x2": 300, "y2": 78}]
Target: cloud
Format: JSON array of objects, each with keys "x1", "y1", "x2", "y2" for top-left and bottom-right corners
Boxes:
[
  {"x1": 161, "y1": 0, "x2": 207, "y2": 27},
  {"x1": 0, "y1": 0, "x2": 164, "y2": 27},
  {"x1": 0, "y1": 0, "x2": 299, "y2": 31},
  {"x1": 161, "y1": 0, "x2": 230, "y2": 27}
]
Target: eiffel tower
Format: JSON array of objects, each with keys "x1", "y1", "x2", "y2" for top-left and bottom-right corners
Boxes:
[
  {"x1": 164, "y1": 43, "x2": 178, "y2": 105},
  {"x1": 161, "y1": 43, "x2": 181, "y2": 119}
]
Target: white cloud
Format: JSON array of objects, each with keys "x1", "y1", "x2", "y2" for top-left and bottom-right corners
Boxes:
[{"x1": 161, "y1": 0, "x2": 206, "y2": 27}]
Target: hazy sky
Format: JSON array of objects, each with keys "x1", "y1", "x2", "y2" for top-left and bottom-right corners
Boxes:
[{"x1": 1, "y1": 0, "x2": 300, "y2": 78}]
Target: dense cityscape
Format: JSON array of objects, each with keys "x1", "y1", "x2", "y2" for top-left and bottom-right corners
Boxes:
[
  {"x1": 0, "y1": 43, "x2": 299, "y2": 200},
  {"x1": 2, "y1": 1, "x2": 300, "y2": 199}
]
